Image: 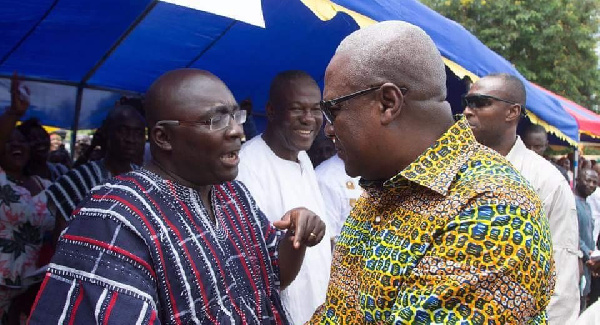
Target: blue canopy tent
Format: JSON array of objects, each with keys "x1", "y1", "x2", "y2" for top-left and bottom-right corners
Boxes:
[{"x1": 0, "y1": 0, "x2": 581, "y2": 146}]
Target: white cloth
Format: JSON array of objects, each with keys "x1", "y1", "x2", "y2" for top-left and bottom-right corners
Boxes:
[
  {"x1": 237, "y1": 135, "x2": 332, "y2": 325},
  {"x1": 507, "y1": 136, "x2": 580, "y2": 324},
  {"x1": 315, "y1": 154, "x2": 363, "y2": 238},
  {"x1": 576, "y1": 299, "x2": 600, "y2": 324},
  {"x1": 587, "y1": 187, "x2": 600, "y2": 247}
]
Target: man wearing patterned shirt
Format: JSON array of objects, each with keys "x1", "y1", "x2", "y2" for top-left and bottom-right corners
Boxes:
[
  {"x1": 29, "y1": 69, "x2": 327, "y2": 324},
  {"x1": 310, "y1": 21, "x2": 555, "y2": 324}
]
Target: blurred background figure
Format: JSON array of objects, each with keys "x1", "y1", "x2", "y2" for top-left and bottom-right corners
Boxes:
[
  {"x1": 307, "y1": 128, "x2": 335, "y2": 168},
  {"x1": 17, "y1": 118, "x2": 68, "y2": 182},
  {"x1": 0, "y1": 74, "x2": 54, "y2": 322},
  {"x1": 240, "y1": 98, "x2": 258, "y2": 141},
  {"x1": 49, "y1": 131, "x2": 62, "y2": 152},
  {"x1": 522, "y1": 124, "x2": 569, "y2": 182}
]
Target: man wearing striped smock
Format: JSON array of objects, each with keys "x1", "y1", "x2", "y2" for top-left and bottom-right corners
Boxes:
[{"x1": 29, "y1": 69, "x2": 326, "y2": 324}]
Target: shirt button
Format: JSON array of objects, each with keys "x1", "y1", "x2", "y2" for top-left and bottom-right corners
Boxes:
[{"x1": 374, "y1": 216, "x2": 382, "y2": 224}]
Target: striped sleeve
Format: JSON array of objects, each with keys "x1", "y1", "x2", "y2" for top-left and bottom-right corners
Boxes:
[
  {"x1": 29, "y1": 203, "x2": 159, "y2": 324},
  {"x1": 46, "y1": 162, "x2": 107, "y2": 221}
]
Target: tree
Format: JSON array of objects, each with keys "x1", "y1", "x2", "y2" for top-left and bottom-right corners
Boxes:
[{"x1": 421, "y1": 0, "x2": 600, "y2": 111}]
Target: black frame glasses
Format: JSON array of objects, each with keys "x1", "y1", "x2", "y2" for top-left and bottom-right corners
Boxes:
[
  {"x1": 462, "y1": 94, "x2": 522, "y2": 109},
  {"x1": 320, "y1": 85, "x2": 408, "y2": 124}
]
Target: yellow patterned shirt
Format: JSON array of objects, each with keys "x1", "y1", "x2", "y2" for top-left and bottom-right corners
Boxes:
[{"x1": 309, "y1": 116, "x2": 555, "y2": 324}]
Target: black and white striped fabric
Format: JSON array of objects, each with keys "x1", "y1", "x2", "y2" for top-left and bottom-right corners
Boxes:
[{"x1": 46, "y1": 160, "x2": 110, "y2": 221}]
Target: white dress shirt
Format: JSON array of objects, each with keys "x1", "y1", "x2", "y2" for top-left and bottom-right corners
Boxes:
[
  {"x1": 237, "y1": 135, "x2": 332, "y2": 325},
  {"x1": 587, "y1": 187, "x2": 600, "y2": 247},
  {"x1": 315, "y1": 154, "x2": 363, "y2": 238},
  {"x1": 507, "y1": 136, "x2": 580, "y2": 324}
]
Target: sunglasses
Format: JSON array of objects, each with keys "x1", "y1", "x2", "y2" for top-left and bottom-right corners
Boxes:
[
  {"x1": 462, "y1": 94, "x2": 522, "y2": 110},
  {"x1": 320, "y1": 85, "x2": 408, "y2": 124}
]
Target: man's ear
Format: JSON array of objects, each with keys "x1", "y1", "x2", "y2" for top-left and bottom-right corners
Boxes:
[
  {"x1": 379, "y1": 83, "x2": 404, "y2": 125},
  {"x1": 151, "y1": 125, "x2": 172, "y2": 151},
  {"x1": 506, "y1": 104, "x2": 521, "y2": 123}
]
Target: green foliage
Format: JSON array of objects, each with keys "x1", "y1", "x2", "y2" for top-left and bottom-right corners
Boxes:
[{"x1": 422, "y1": 0, "x2": 600, "y2": 111}]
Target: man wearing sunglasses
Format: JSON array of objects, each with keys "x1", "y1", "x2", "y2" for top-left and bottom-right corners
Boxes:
[
  {"x1": 463, "y1": 73, "x2": 580, "y2": 324},
  {"x1": 29, "y1": 69, "x2": 326, "y2": 324},
  {"x1": 310, "y1": 21, "x2": 554, "y2": 324},
  {"x1": 237, "y1": 70, "x2": 332, "y2": 325}
]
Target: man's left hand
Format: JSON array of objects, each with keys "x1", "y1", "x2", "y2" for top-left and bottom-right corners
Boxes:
[{"x1": 273, "y1": 208, "x2": 326, "y2": 249}]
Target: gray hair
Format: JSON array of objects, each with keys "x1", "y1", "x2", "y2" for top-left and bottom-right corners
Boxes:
[{"x1": 335, "y1": 21, "x2": 447, "y2": 100}]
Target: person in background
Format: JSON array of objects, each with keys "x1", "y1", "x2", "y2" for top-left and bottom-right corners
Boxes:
[
  {"x1": 49, "y1": 131, "x2": 62, "y2": 152},
  {"x1": 17, "y1": 118, "x2": 68, "y2": 182},
  {"x1": 587, "y1": 163, "x2": 600, "y2": 308},
  {"x1": 575, "y1": 168, "x2": 600, "y2": 311},
  {"x1": 315, "y1": 153, "x2": 362, "y2": 246},
  {"x1": 310, "y1": 21, "x2": 554, "y2": 323},
  {"x1": 521, "y1": 124, "x2": 570, "y2": 182},
  {"x1": 0, "y1": 74, "x2": 53, "y2": 322},
  {"x1": 240, "y1": 98, "x2": 259, "y2": 141},
  {"x1": 46, "y1": 105, "x2": 145, "y2": 235},
  {"x1": 237, "y1": 70, "x2": 332, "y2": 324},
  {"x1": 558, "y1": 156, "x2": 574, "y2": 187},
  {"x1": 307, "y1": 128, "x2": 335, "y2": 168},
  {"x1": 464, "y1": 73, "x2": 580, "y2": 324},
  {"x1": 48, "y1": 144, "x2": 72, "y2": 169},
  {"x1": 29, "y1": 69, "x2": 326, "y2": 324}
]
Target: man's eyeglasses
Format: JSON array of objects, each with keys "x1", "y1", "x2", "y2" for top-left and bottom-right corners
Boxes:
[
  {"x1": 462, "y1": 94, "x2": 522, "y2": 110},
  {"x1": 320, "y1": 85, "x2": 408, "y2": 124},
  {"x1": 155, "y1": 110, "x2": 246, "y2": 131}
]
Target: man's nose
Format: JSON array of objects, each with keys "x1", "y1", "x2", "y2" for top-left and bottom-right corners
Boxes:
[{"x1": 324, "y1": 121, "x2": 335, "y2": 139}]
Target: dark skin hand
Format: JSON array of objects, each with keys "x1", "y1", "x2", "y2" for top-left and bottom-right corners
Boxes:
[
  {"x1": 273, "y1": 207, "x2": 326, "y2": 289},
  {"x1": 0, "y1": 73, "x2": 29, "y2": 157}
]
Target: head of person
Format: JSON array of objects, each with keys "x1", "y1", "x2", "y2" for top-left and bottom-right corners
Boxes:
[
  {"x1": 48, "y1": 146, "x2": 72, "y2": 168},
  {"x1": 581, "y1": 157, "x2": 592, "y2": 171},
  {"x1": 17, "y1": 118, "x2": 50, "y2": 164},
  {"x1": 264, "y1": 70, "x2": 323, "y2": 161},
  {"x1": 593, "y1": 163, "x2": 600, "y2": 180},
  {"x1": 522, "y1": 124, "x2": 548, "y2": 156},
  {"x1": 322, "y1": 21, "x2": 452, "y2": 179},
  {"x1": 103, "y1": 105, "x2": 146, "y2": 164},
  {"x1": 576, "y1": 167, "x2": 598, "y2": 198},
  {"x1": 49, "y1": 132, "x2": 63, "y2": 151},
  {"x1": 0, "y1": 129, "x2": 30, "y2": 174},
  {"x1": 557, "y1": 157, "x2": 571, "y2": 171},
  {"x1": 307, "y1": 129, "x2": 335, "y2": 168},
  {"x1": 463, "y1": 74, "x2": 526, "y2": 150},
  {"x1": 146, "y1": 69, "x2": 244, "y2": 186}
]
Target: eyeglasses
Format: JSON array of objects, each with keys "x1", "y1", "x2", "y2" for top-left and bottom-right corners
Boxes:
[
  {"x1": 320, "y1": 85, "x2": 408, "y2": 124},
  {"x1": 462, "y1": 94, "x2": 522, "y2": 110},
  {"x1": 156, "y1": 110, "x2": 246, "y2": 131}
]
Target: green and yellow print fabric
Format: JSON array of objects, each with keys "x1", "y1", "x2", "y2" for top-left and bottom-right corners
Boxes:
[{"x1": 310, "y1": 117, "x2": 555, "y2": 324}]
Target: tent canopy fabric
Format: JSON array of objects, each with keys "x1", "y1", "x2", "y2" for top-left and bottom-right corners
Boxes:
[
  {"x1": 0, "y1": 0, "x2": 590, "y2": 145},
  {"x1": 532, "y1": 83, "x2": 600, "y2": 141}
]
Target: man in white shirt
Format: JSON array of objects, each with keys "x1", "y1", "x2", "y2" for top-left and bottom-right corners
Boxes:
[
  {"x1": 237, "y1": 70, "x2": 332, "y2": 324},
  {"x1": 587, "y1": 163, "x2": 600, "y2": 247},
  {"x1": 464, "y1": 73, "x2": 580, "y2": 324},
  {"x1": 315, "y1": 154, "x2": 362, "y2": 241}
]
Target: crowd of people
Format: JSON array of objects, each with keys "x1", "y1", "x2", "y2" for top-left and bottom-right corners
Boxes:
[{"x1": 0, "y1": 20, "x2": 597, "y2": 324}]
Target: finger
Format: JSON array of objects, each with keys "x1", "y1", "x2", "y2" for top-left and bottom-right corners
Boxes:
[
  {"x1": 11, "y1": 72, "x2": 18, "y2": 94},
  {"x1": 306, "y1": 221, "x2": 326, "y2": 246},
  {"x1": 293, "y1": 212, "x2": 309, "y2": 249},
  {"x1": 315, "y1": 222, "x2": 326, "y2": 242},
  {"x1": 272, "y1": 219, "x2": 291, "y2": 230}
]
